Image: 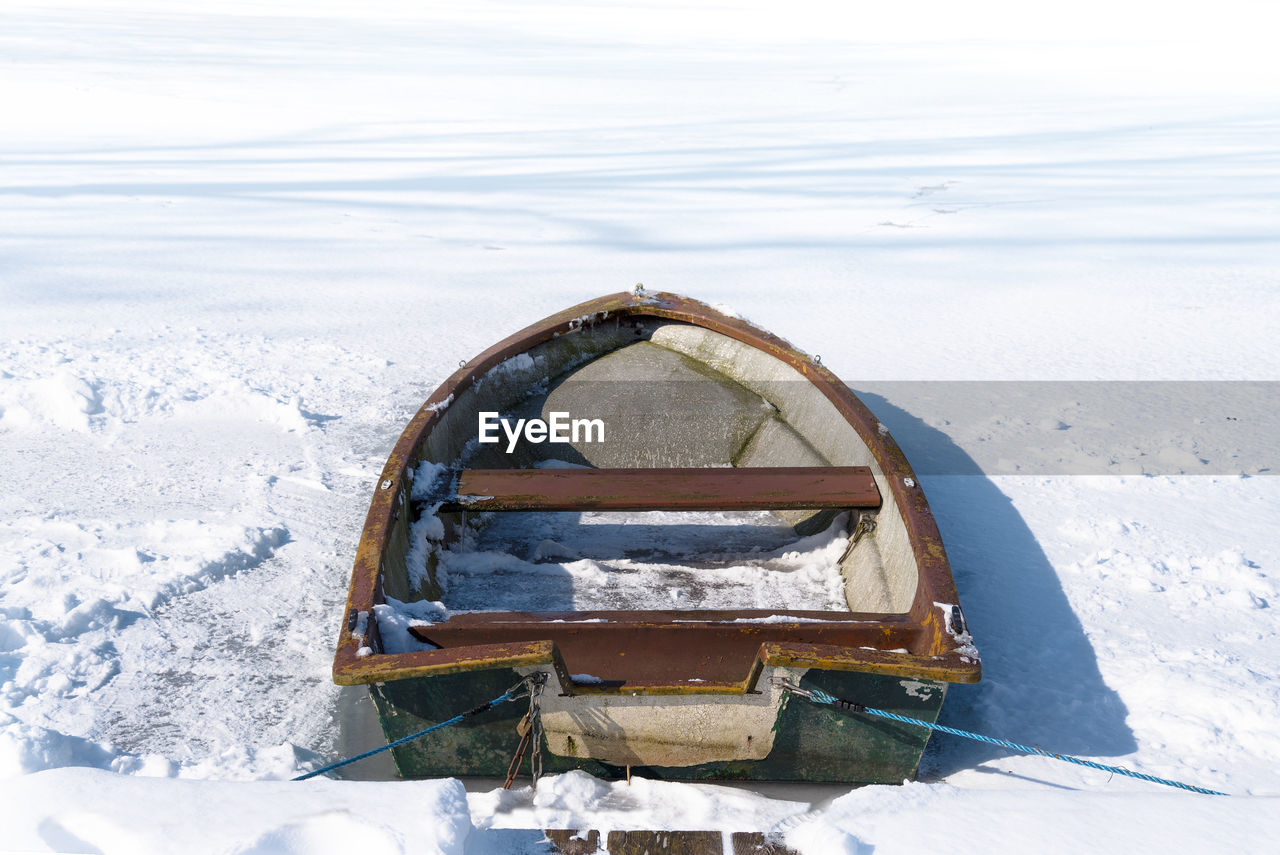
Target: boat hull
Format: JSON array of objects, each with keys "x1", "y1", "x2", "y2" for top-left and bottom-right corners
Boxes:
[
  {"x1": 371, "y1": 668, "x2": 946, "y2": 783},
  {"x1": 334, "y1": 290, "x2": 980, "y2": 784}
]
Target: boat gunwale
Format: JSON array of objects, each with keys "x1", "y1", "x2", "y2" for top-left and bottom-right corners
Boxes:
[{"x1": 333, "y1": 291, "x2": 981, "y2": 690}]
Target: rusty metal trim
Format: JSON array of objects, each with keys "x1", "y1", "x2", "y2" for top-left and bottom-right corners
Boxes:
[
  {"x1": 333, "y1": 640, "x2": 573, "y2": 689},
  {"x1": 409, "y1": 608, "x2": 910, "y2": 625},
  {"x1": 442, "y1": 466, "x2": 881, "y2": 512},
  {"x1": 760, "y1": 641, "x2": 982, "y2": 683}
]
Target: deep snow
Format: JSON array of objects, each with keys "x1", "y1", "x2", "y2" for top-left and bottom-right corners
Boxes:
[{"x1": 2, "y1": 1, "x2": 1279, "y2": 852}]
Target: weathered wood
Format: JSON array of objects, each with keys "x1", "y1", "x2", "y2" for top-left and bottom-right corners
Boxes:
[
  {"x1": 606, "y1": 831, "x2": 724, "y2": 854},
  {"x1": 544, "y1": 829, "x2": 601, "y2": 853},
  {"x1": 332, "y1": 639, "x2": 572, "y2": 687},
  {"x1": 408, "y1": 613, "x2": 918, "y2": 687},
  {"x1": 439, "y1": 466, "x2": 881, "y2": 512},
  {"x1": 539, "y1": 830, "x2": 798, "y2": 855},
  {"x1": 730, "y1": 832, "x2": 799, "y2": 854}
]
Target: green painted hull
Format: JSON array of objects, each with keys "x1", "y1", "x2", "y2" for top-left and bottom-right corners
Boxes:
[{"x1": 371, "y1": 668, "x2": 946, "y2": 784}]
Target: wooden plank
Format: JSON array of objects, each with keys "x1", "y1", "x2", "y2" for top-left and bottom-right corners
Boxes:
[
  {"x1": 544, "y1": 830, "x2": 601, "y2": 853},
  {"x1": 737, "y1": 834, "x2": 793, "y2": 855},
  {"x1": 539, "y1": 830, "x2": 798, "y2": 855},
  {"x1": 605, "y1": 831, "x2": 724, "y2": 854},
  {"x1": 408, "y1": 615, "x2": 919, "y2": 687},
  {"x1": 331, "y1": 639, "x2": 572, "y2": 687},
  {"x1": 731, "y1": 833, "x2": 800, "y2": 855},
  {"x1": 440, "y1": 466, "x2": 881, "y2": 512},
  {"x1": 761, "y1": 640, "x2": 981, "y2": 683}
]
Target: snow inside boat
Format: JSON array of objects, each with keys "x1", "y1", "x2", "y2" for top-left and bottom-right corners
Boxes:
[{"x1": 333, "y1": 291, "x2": 980, "y2": 783}]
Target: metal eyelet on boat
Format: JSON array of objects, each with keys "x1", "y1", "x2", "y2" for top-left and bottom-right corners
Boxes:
[
  {"x1": 904, "y1": 477, "x2": 916, "y2": 487},
  {"x1": 380, "y1": 479, "x2": 393, "y2": 490}
]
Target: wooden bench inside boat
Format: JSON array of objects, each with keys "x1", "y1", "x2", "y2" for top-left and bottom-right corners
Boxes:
[
  {"x1": 406, "y1": 609, "x2": 922, "y2": 688},
  {"x1": 435, "y1": 465, "x2": 882, "y2": 512}
]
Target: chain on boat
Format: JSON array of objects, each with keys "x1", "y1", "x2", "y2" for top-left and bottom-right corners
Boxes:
[{"x1": 503, "y1": 671, "x2": 547, "y2": 789}]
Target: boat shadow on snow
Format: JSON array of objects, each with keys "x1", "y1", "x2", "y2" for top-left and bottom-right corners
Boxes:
[
  {"x1": 855, "y1": 390, "x2": 1137, "y2": 781},
  {"x1": 337, "y1": 392, "x2": 1138, "y2": 786}
]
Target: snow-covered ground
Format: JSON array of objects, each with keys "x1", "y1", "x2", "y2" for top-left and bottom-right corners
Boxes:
[{"x1": 2, "y1": 1, "x2": 1278, "y2": 852}]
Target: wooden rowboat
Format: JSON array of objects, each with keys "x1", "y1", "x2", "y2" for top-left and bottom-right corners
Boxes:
[{"x1": 333, "y1": 290, "x2": 980, "y2": 783}]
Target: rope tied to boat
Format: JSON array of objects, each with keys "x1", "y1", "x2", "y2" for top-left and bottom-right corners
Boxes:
[
  {"x1": 293, "y1": 673, "x2": 546, "y2": 782},
  {"x1": 770, "y1": 678, "x2": 1228, "y2": 796}
]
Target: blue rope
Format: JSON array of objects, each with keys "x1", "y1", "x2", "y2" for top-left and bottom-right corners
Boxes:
[
  {"x1": 293, "y1": 687, "x2": 522, "y2": 781},
  {"x1": 794, "y1": 685, "x2": 1227, "y2": 796}
]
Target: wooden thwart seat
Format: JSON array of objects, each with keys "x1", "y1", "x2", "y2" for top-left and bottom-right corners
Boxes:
[
  {"x1": 407, "y1": 608, "x2": 915, "y2": 687},
  {"x1": 437, "y1": 466, "x2": 881, "y2": 512}
]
